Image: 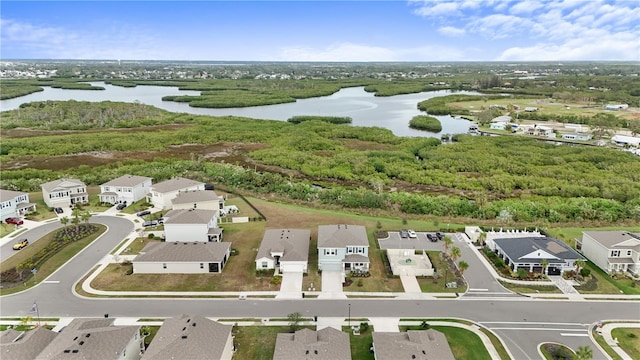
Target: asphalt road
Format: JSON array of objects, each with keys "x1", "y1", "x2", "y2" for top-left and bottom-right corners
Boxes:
[
  {"x1": 2, "y1": 218, "x2": 639, "y2": 360},
  {"x1": 1, "y1": 221, "x2": 63, "y2": 263}
]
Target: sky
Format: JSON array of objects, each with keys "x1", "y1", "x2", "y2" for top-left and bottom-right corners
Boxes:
[{"x1": 1, "y1": 0, "x2": 639, "y2": 62}]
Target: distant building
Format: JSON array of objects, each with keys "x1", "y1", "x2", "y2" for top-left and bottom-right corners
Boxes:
[
  {"x1": 611, "y1": 135, "x2": 640, "y2": 147},
  {"x1": 603, "y1": 104, "x2": 629, "y2": 111},
  {"x1": 561, "y1": 132, "x2": 593, "y2": 141}
]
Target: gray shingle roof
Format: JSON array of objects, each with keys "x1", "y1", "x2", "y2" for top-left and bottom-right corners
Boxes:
[
  {"x1": 273, "y1": 328, "x2": 351, "y2": 360},
  {"x1": 0, "y1": 327, "x2": 58, "y2": 360},
  {"x1": 494, "y1": 237, "x2": 585, "y2": 263},
  {"x1": 134, "y1": 242, "x2": 231, "y2": 262},
  {"x1": 101, "y1": 174, "x2": 152, "y2": 187},
  {"x1": 0, "y1": 189, "x2": 28, "y2": 202},
  {"x1": 372, "y1": 330, "x2": 455, "y2": 360},
  {"x1": 172, "y1": 190, "x2": 220, "y2": 205},
  {"x1": 318, "y1": 225, "x2": 368, "y2": 248},
  {"x1": 142, "y1": 315, "x2": 231, "y2": 360},
  {"x1": 256, "y1": 229, "x2": 310, "y2": 263},
  {"x1": 36, "y1": 318, "x2": 139, "y2": 360},
  {"x1": 151, "y1": 177, "x2": 204, "y2": 193},
  {"x1": 40, "y1": 179, "x2": 86, "y2": 192},
  {"x1": 164, "y1": 209, "x2": 217, "y2": 225},
  {"x1": 583, "y1": 231, "x2": 640, "y2": 250}
]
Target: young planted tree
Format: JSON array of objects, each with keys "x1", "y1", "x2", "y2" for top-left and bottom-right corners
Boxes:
[
  {"x1": 287, "y1": 312, "x2": 303, "y2": 333},
  {"x1": 450, "y1": 246, "x2": 461, "y2": 263},
  {"x1": 540, "y1": 259, "x2": 549, "y2": 275},
  {"x1": 574, "y1": 345, "x2": 593, "y2": 360},
  {"x1": 81, "y1": 210, "x2": 91, "y2": 225},
  {"x1": 458, "y1": 260, "x2": 469, "y2": 276},
  {"x1": 443, "y1": 237, "x2": 453, "y2": 256},
  {"x1": 575, "y1": 259, "x2": 586, "y2": 274}
]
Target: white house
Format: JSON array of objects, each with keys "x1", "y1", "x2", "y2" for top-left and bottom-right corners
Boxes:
[
  {"x1": 148, "y1": 177, "x2": 205, "y2": 210},
  {"x1": 611, "y1": 135, "x2": 640, "y2": 147},
  {"x1": 142, "y1": 315, "x2": 233, "y2": 360},
  {"x1": 163, "y1": 208, "x2": 222, "y2": 242},
  {"x1": 491, "y1": 236, "x2": 585, "y2": 275},
  {"x1": 604, "y1": 104, "x2": 629, "y2": 111},
  {"x1": 561, "y1": 132, "x2": 593, "y2": 141},
  {"x1": 317, "y1": 224, "x2": 369, "y2": 275},
  {"x1": 255, "y1": 229, "x2": 310, "y2": 273},
  {"x1": 0, "y1": 189, "x2": 36, "y2": 222},
  {"x1": 98, "y1": 174, "x2": 152, "y2": 205},
  {"x1": 40, "y1": 178, "x2": 89, "y2": 208},
  {"x1": 133, "y1": 241, "x2": 231, "y2": 274},
  {"x1": 36, "y1": 318, "x2": 143, "y2": 360},
  {"x1": 524, "y1": 124, "x2": 554, "y2": 138},
  {"x1": 172, "y1": 190, "x2": 224, "y2": 212},
  {"x1": 580, "y1": 231, "x2": 640, "y2": 276}
]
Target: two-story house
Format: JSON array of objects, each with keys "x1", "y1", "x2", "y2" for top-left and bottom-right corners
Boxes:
[
  {"x1": 41, "y1": 178, "x2": 89, "y2": 208},
  {"x1": 163, "y1": 208, "x2": 222, "y2": 242},
  {"x1": 317, "y1": 224, "x2": 369, "y2": 274},
  {"x1": 0, "y1": 189, "x2": 36, "y2": 222},
  {"x1": 581, "y1": 231, "x2": 640, "y2": 276},
  {"x1": 171, "y1": 190, "x2": 224, "y2": 212},
  {"x1": 98, "y1": 174, "x2": 152, "y2": 206},
  {"x1": 148, "y1": 177, "x2": 205, "y2": 210}
]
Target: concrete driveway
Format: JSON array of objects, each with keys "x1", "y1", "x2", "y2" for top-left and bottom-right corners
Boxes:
[
  {"x1": 276, "y1": 271, "x2": 303, "y2": 299},
  {"x1": 319, "y1": 270, "x2": 346, "y2": 299}
]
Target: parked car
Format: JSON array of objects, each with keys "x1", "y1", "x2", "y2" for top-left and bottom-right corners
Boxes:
[
  {"x1": 5, "y1": 217, "x2": 23, "y2": 225},
  {"x1": 427, "y1": 233, "x2": 437, "y2": 242},
  {"x1": 436, "y1": 232, "x2": 445, "y2": 240},
  {"x1": 157, "y1": 217, "x2": 165, "y2": 224},
  {"x1": 137, "y1": 210, "x2": 151, "y2": 217},
  {"x1": 116, "y1": 203, "x2": 127, "y2": 210},
  {"x1": 142, "y1": 220, "x2": 158, "y2": 227},
  {"x1": 204, "y1": 183, "x2": 215, "y2": 191},
  {"x1": 399, "y1": 229, "x2": 409, "y2": 238},
  {"x1": 54, "y1": 207, "x2": 64, "y2": 214},
  {"x1": 13, "y1": 239, "x2": 29, "y2": 250},
  {"x1": 407, "y1": 230, "x2": 417, "y2": 238}
]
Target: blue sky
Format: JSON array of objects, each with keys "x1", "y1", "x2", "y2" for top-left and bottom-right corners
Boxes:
[{"x1": 1, "y1": 0, "x2": 639, "y2": 61}]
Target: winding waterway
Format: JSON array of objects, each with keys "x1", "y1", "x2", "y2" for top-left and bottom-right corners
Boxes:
[{"x1": 0, "y1": 83, "x2": 477, "y2": 137}]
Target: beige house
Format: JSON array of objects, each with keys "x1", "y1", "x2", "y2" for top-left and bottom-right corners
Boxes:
[
  {"x1": 255, "y1": 229, "x2": 310, "y2": 273},
  {"x1": 372, "y1": 330, "x2": 455, "y2": 360},
  {"x1": 148, "y1": 177, "x2": 205, "y2": 210},
  {"x1": 37, "y1": 318, "x2": 143, "y2": 360},
  {"x1": 133, "y1": 242, "x2": 231, "y2": 274},
  {"x1": 580, "y1": 231, "x2": 640, "y2": 276},
  {"x1": 171, "y1": 190, "x2": 224, "y2": 212},
  {"x1": 0, "y1": 327, "x2": 57, "y2": 360},
  {"x1": 273, "y1": 328, "x2": 351, "y2": 360},
  {"x1": 41, "y1": 178, "x2": 89, "y2": 208},
  {"x1": 142, "y1": 315, "x2": 233, "y2": 360},
  {"x1": 99, "y1": 174, "x2": 152, "y2": 205},
  {"x1": 163, "y1": 208, "x2": 222, "y2": 242}
]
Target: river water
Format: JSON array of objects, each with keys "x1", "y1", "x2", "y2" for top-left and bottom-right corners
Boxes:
[{"x1": 0, "y1": 83, "x2": 476, "y2": 137}]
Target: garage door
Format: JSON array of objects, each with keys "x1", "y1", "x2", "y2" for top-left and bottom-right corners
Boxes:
[{"x1": 281, "y1": 263, "x2": 305, "y2": 273}]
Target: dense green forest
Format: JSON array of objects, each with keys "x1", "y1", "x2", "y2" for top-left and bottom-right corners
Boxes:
[{"x1": 1, "y1": 101, "x2": 639, "y2": 225}]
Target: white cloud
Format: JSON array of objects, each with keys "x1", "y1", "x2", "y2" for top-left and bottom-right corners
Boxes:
[
  {"x1": 509, "y1": 0, "x2": 544, "y2": 14},
  {"x1": 437, "y1": 26, "x2": 466, "y2": 37},
  {"x1": 411, "y1": 1, "x2": 461, "y2": 17}
]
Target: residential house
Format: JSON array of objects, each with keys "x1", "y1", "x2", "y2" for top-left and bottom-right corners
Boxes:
[
  {"x1": 372, "y1": 330, "x2": 455, "y2": 360},
  {"x1": 0, "y1": 189, "x2": 36, "y2": 222},
  {"x1": 273, "y1": 328, "x2": 351, "y2": 360},
  {"x1": 490, "y1": 236, "x2": 585, "y2": 275},
  {"x1": 524, "y1": 107, "x2": 539, "y2": 112},
  {"x1": 611, "y1": 135, "x2": 640, "y2": 147},
  {"x1": 171, "y1": 190, "x2": 224, "y2": 212},
  {"x1": 36, "y1": 318, "x2": 143, "y2": 360},
  {"x1": 525, "y1": 124, "x2": 554, "y2": 138},
  {"x1": 580, "y1": 231, "x2": 640, "y2": 276},
  {"x1": 255, "y1": 229, "x2": 310, "y2": 273},
  {"x1": 163, "y1": 208, "x2": 222, "y2": 242},
  {"x1": 561, "y1": 132, "x2": 593, "y2": 141},
  {"x1": 98, "y1": 174, "x2": 152, "y2": 206},
  {"x1": 148, "y1": 177, "x2": 205, "y2": 210},
  {"x1": 133, "y1": 241, "x2": 231, "y2": 274},
  {"x1": 603, "y1": 104, "x2": 629, "y2": 111},
  {"x1": 41, "y1": 178, "x2": 89, "y2": 208},
  {"x1": 142, "y1": 315, "x2": 233, "y2": 360},
  {"x1": 0, "y1": 327, "x2": 57, "y2": 360},
  {"x1": 317, "y1": 224, "x2": 369, "y2": 274}
]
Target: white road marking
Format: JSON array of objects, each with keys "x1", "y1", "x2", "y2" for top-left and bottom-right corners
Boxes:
[
  {"x1": 43, "y1": 280, "x2": 60, "y2": 284},
  {"x1": 561, "y1": 333, "x2": 589, "y2": 337},
  {"x1": 492, "y1": 327, "x2": 587, "y2": 332},
  {"x1": 468, "y1": 288, "x2": 489, "y2": 292}
]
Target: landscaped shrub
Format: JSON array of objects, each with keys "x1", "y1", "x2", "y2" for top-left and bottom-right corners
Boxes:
[
  {"x1": 517, "y1": 269, "x2": 529, "y2": 279},
  {"x1": 578, "y1": 276, "x2": 598, "y2": 291},
  {"x1": 270, "y1": 275, "x2": 282, "y2": 285},
  {"x1": 580, "y1": 268, "x2": 591, "y2": 277},
  {"x1": 357, "y1": 279, "x2": 364, "y2": 287},
  {"x1": 148, "y1": 233, "x2": 155, "y2": 239}
]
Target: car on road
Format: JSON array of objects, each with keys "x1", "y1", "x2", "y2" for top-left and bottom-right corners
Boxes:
[
  {"x1": 136, "y1": 210, "x2": 151, "y2": 217},
  {"x1": 54, "y1": 207, "x2": 64, "y2": 214},
  {"x1": 399, "y1": 229, "x2": 409, "y2": 238},
  {"x1": 13, "y1": 239, "x2": 29, "y2": 250},
  {"x1": 407, "y1": 230, "x2": 417, "y2": 238},
  {"x1": 5, "y1": 217, "x2": 23, "y2": 225},
  {"x1": 142, "y1": 220, "x2": 158, "y2": 227},
  {"x1": 116, "y1": 203, "x2": 127, "y2": 210}
]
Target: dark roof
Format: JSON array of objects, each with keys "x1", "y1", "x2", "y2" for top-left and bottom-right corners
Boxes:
[
  {"x1": 494, "y1": 237, "x2": 585, "y2": 262},
  {"x1": 142, "y1": 315, "x2": 231, "y2": 360}
]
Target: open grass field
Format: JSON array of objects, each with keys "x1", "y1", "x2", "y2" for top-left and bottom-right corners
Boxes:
[{"x1": 611, "y1": 327, "x2": 640, "y2": 360}]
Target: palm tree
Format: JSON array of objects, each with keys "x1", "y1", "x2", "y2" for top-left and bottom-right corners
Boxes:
[
  {"x1": 540, "y1": 259, "x2": 549, "y2": 275},
  {"x1": 60, "y1": 216, "x2": 69, "y2": 232},
  {"x1": 450, "y1": 246, "x2": 461, "y2": 262},
  {"x1": 575, "y1": 345, "x2": 593, "y2": 360},
  {"x1": 478, "y1": 232, "x2": 487, "y2": 247},
  {"x1": 458, "y1": 261, "x2": 469, "y2": 276},
  {"x1": 80, "y1": 210, "x2": 91, "y2": 225},
  {"x1": 443, "y1": 237, "x2": 453, "y2": 256},
  {"x1": 575, "y1": 259, "x2": 586, "y2": 274}
]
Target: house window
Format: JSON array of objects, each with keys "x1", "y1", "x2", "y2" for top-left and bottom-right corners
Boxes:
[
  {"x1": 627, "y1": 250, "x2": 632, "y2": 256},
  {"x1": 262, "y1": 262, "x2": 268, "y2": 268},
  {"x1": 200, "y1": 263, "x2": 204, "y2": 269},
  {"x1": 611, "y1": 250, "x2": 620, "y2": 257},
  {"x1": 324, "y1": 249, "x2": 336, "y2": 256},
  {"x1": 162, "y1": 263, "x2": 167, "y2": 269}
]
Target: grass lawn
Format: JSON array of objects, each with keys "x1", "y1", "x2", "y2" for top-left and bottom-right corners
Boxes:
[
  {"x1": 546, "y1": 226, "x2": 640, "y2": 248},
  {"x1": 417, "y1": 251, "x2": 466, "y2": 293},
  {"x1": 400, "y1": 325, "x2": 491, "y2": 360},
  {"x1": 343, "y1": 325, "x2": 374, "y2": 360},
  {"x1": 0, "y1": 224, "x2": 107, "y2": 296},
  {"x1": 498, "y1": 280, "x2": 562, "y2": 294},
  {"x1": 142, "y1": 326, "x2": 160, "y2": 348},
  {"x1": 576, "y1": 262, "x2": 640, "y2": 295},
  {"x1": 540, "y1": 343, "x2": 574, "y2": 360},
  {"x1": 233, "y1": 326, "x2": 307, "y2": 360},
  {"x1": 592, "y1": 329, "x2": 623, "y2": 360},
  {"x1": 611, "y1": 328, "x2": 640, "y2": 360},
  {"x1": 120, "y1": 237, "x2": 161, "y2": 255}
]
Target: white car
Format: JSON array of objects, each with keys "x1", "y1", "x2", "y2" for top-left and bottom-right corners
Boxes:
[{"x1": 408, "y1": 230, "x2": 417, "y2": 238}]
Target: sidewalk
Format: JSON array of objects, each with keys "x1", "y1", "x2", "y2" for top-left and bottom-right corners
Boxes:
[{"x1": 593, "y1": 322, "x2": 640, "y2": 360}]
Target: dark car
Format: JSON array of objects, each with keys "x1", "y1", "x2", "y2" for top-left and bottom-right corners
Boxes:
[
  {"x1": 204, "y1": 183, "x2": 215, "y2": 191},
  {"x1": 5, "y1": 217, "x2": 24, "y2": 225},
  {"x1": 157, "y1": 217, "x2": 165, "y2": 224},
  {"x1": 436, "y1": 232, "x2": 445, "y2": 240},
  {"x1": 142, "y1": 220, "x2": 158, "y2": 227},
  {"x1": 427, "y1": 233, "x2": 437, "y2": 242},
  {"x1": 399, "y1": 229, "x2": 409, "y2": 238},
  {"x1": 137, "y1": 210, "x2": 151, "y2": 217},
  {"x1": 54, "y1": 207, "x2": 64, "y2": 214},
  {"x1": 116, "y1": 203, "x2": 127, "y2": 210}
]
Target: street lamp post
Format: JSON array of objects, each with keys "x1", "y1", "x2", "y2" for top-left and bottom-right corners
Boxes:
[{"x1": 348, "y1": 303, "x2": 351, "y2": 329}]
